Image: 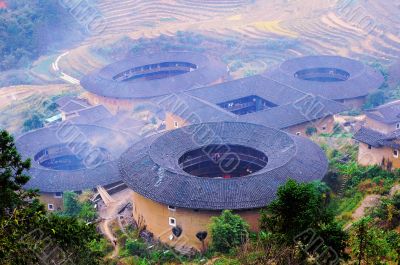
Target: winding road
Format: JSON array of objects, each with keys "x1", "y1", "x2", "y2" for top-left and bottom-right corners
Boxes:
[{"x1": 52, "y1": 52, "x2": 80, "y2": 85}]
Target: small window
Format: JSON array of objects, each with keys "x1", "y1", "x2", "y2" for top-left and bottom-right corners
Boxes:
[
  {"x1": 394, "y1": 149, "x2": 399, "y2": 158},
  {"x1": 169, "y1": 217, "x2": 176, "y2": 227},
  {"x1": 54, "y1": 192, "x2": 63, "y2": 198},
  {"x1": 48, "y1": 204, "x2": 54, "y2": 211},
  {"x1": 396, "y1": 123, "x2": 400, "y2": 129},
  {"x1": 368, "y1": 145, "x2": 372, "y2": 150},
  {"x1": 296, "y1": 132, "x2": 301, "y2": 136},
  {"x1": 168, "y1": 205, "x2": 176, "y2": 211},
  {"x1": 174, "y1": 121, "x2": 179, "y2": 128}
]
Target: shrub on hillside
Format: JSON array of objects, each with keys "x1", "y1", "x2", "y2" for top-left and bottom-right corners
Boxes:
[{"x1": 210, "y1": 210, "x2": 249, "y2": 253}]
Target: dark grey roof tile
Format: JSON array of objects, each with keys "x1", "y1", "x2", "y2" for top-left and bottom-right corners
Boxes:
[
  {"x1": 119, "y1": 122, "x2": 328, "y2": 210},
  {"x1": 264, "y1": 55, "x2": 384, "y2": 101}
]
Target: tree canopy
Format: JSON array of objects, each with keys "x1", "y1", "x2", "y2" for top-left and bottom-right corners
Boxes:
[
  {"x1": 0, "y1": 129, "x2": 104, "y2": 264},
  {"x1": 260, "y1": 179, "x2": 348, "y2": 260},
  {"x1": 0, "y1": 0, "x2": 79, "y2": 71},
  {"x1": 0, "y1": 130, "x2": 33, "y2": 217},
  {"x1": 210, "y1": 210, "x2": 250, "y2": 253}
]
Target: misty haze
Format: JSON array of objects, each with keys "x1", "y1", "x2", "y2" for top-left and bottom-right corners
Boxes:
[{"x1": 1, "y1": 1, "x2": 400, "y2": 264}]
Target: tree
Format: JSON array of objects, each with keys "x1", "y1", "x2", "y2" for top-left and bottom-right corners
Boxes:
[
  {"x1": 363, "y1": 91, "x2": 385, "y2": 110},
  {"x1": 372, "y1": 193, "x2": 400, "y2": 229},
  {"x1": 0, "y1": 130, "x2": 104, "y2": 264},
  {"x1": 42, "y1": 214, "x2": 103, "y2": 264},
  {"x1": 22, "y1": 113, "x2": 44, "y2": 132},
  {"x1": 0, "y1": 130, "x2": 34, "y2": 217},
  {"x1": 350, "y1": 217, "x2": 389, "y2": 265},
  {"x1": 62, "y1": 191, "x2": 97, "y2": 222},
  {"x1": 260, "y1": 180, "x2": 348, "y2": 259},
  {"x1": 0, "y1": 0, "x2": 80, "y2": 71},
  {"x1": 261, "y1": 180, "x2": 331, "y2": 240},
  {"x1": 78, "y1": 202, "x2": 97, "y2": 222},
  {"x1": 209, "y1": 210, "x2": 249, "y2": 253},
  {"x1": 63, "y1": 191, "x2": 82, "y2": 216},
  {"x1": 305, "y1": 127, "x2": 317, "y2": 136}
]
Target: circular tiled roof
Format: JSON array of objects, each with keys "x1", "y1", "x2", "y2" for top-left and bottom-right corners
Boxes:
[
  {"x1": 264, "y1": 56, "x2": 384, "y2": 101},
  {"x1": 80, "y1": 51, "x2": 228, "y2": 99},
  {"x1": 119, "y1": 122, "x2": 328, "y2": 210},
  {"x1": 17, "y1": 124, "x2": 133, "y2": 192}
]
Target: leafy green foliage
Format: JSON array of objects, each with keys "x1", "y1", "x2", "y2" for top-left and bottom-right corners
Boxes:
[
  {"x1": 340, "y1": 164, "x2": 398, "y2": 195},
  {"x1": 88, "y1": 238, "x2": 113, "y2": 256},
  {"x1": 350, "y1": 217, "x2": 390, "y2": 265},
  {"x1": 41, "y1": 214, "x2": 103, "y2": 264},
  {"x1": 363, "y1": 90, "x2": 386, "y2": 110},
  {"x1": 260, "y1": 180, "x2": 348, "y2": 259},
  {"x1": 0, "y1": 0, "x2": 77, "y2": 70},
  {"x1": 0, "y1": 130, "x2": 104, "y2": 264},
  {"x1": 22, "y1": 97, "x2": 62, "y2": 132},
  {"x1": 0, "y1": 200, "x2": 47, "y2": 264},
  {"x1": 22, "y1": 112, "x2": 44, "y2": 132},
  {"x1": 125, "y1": 239, "x2": 147, "y2": 256},
  {"x1": 305, "y1": 126, "x2": 317, "y2": 136},
  {"x1": 213, "y1": 257, "x2": 241, "y2": 265},
  {"x1": 372, "y1": 193, "x2": 400, "y2": 229},
  {"x1": 0, "y1": 130, "x2": 33, "y2": 217},
  {"x1": 210, "y1": 210, "x2": 250, "y2": 253},
  {"x1": 63, "y1": 191, "x2": 82, "y2": 216},
  {"x1": 79, "y1": 201, "x2": 97, "y2": 222},
  {"x1": 261, "y1": 180, "x2": 331, "y2": 241},
  {"x1": 119, "y1": 237, "x2": 184, "y2": 264},
  {"x1": 61, "y1": 191, "x2": 97, "y2": 222}
]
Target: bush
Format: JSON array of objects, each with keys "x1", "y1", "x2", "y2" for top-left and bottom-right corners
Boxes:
[
  {"x1": 125, "y1": 239, "x2": 147, "y2": 256},
  {"x1": 23, "y1": 113, "x2": 44, "y2": 132},
  {"x1": 363, "y1": 90, "x2": 385, "y2": 110},
  {"x1": 305, "y1": 126, "x2": 317, "y2": 136},
  {"x1": 62, "y1": 191, "x2": 82, "y2": 216},
  {"x1": 88, "y1": 238, "x2": 113, "y2": 256},
  {"x1": 260, "y1": 180, "x2": 348, "y2": 259},
  {"x1": 148, "y1": 250, "x2": 177, "y2": 264},
  {"x1": 210, "y1": 210, "x2": 249, "y2": 253},
  {"x1": 214, "y1": 257, "x2": 241, "y2": 265}
]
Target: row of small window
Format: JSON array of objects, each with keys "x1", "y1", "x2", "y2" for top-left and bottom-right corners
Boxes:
[
  {"x1": 168, "y1": 205, "x2": 176, "y2": 226},
  {"x1": 368, "y1": 145, "x2": 400, "y2": 158},
  {"x1": 47, "y1": 193, "x2": 63, "y2": 210},
  {"x1": 169, "y1": 217, "x2": 176, "y2": 227}
]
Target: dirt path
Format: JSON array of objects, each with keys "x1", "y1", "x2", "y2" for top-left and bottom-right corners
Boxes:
[
  {"x1": 344, "y1": 194, "x2": 381, "y2": 230},
  {"x1": 345, "y1": 186, "x2": 400, "y2": 230},
  {"x1": 352, "y1": 194, "x2": 381, "y2": 220},
  {"x1": 99, "y1": 217, "x2": 119, "y2": 258},
  {"x1": 97, "y1": 189, "x2": 134, "y2": 259}
]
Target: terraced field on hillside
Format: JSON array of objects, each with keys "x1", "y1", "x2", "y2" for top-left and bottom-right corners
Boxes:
[
  {"x1": 2, "y1": 0, "x2": 400, "y2": 135},
  {"x1": 56, "y1": 0, "x2": 399, "y2": 80},
  {"x1": 95, "y1": 0, "x2": 253, "y2": 35}
]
